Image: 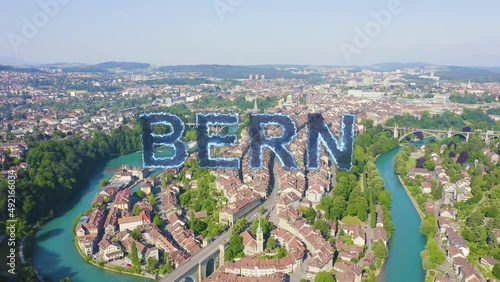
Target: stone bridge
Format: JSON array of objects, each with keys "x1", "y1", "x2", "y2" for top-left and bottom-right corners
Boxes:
[
  {"x1": 160, "y1": 240, "x2": 229, "y2": 282},
  {"x1": 382, "y1": 125, "x2": 500, "y2": 144},
  {"x1": 185, "y1": 123, "x2": 229, "y2": 135}
]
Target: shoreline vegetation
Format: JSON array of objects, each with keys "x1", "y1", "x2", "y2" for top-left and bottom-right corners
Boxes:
[
  {"x1": 73, "y1": 236, "x2": 155, "y2": 281},
  {"x1": 397, "y1": 175, "x2": 425, "y2": 220},
  {"x1": 1, "y1": 124, "x2": 144, "y2": 281}
]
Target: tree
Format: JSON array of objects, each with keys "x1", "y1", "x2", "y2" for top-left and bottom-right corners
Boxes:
[
  {"x1": 191, "y1": 219, "x2": 208, "y2": 234},
  {"x1": 231, "y1": 218, "x2": 248, "y2": 236},
  {"x1": 148, "y1": 193, "x2": 157, "y2": 205},
  {"x1": 419, "y1": 216, "x2": 437, "y2": 238},
  {"x1": 226, "y1": 234, "x2": 244, "y2": 261},
  {"x1": 330, "y1": 196, "x2": 347, "y2": 220},
  {"x1": 132, "y1": 204, "x2": 141, "y2": 216},
  {"x1": 490, "y1": 187, "x2": 500, "y2": 200},
  {"x1": 466, "y1": 212, "x2": 484, "y2": 228},
  {"x1": 153, "y1": 215, "x2": 162, "y2": 227},
  {"x1": 394, "y1": 147, "x2": 410, "y2": 175},
  {"x1": 276, "y1": 246, "x2": 288, "y2": 258},
  {"x1": 372, "y1": 240, "x2": 387, "y2": 260},
  {"x1": 431, "y1": 182, "x2": 442, "y2": 200},
  {"x1": 333, "y1": 180, "x2": 352, "y2": 200},
  {"x1": 184, "y1": 128, "x2": 197, "y2": 141},
  {"x1": 266, "y1": 236, "x2": 277, "y2": 250},
  {"x1": 314, "y1": 271, "x2": 335, "y2": 282},
  {"x1": 346, "y1": 196, "x2": 368, "y2": 221},
  {"x1": 352, "y1": 144, "x2": 366, "y2": 174},
  {"x1": 421, "y1": 238, "x2": 445, "y2": 270},
  {"x1": 484, "y1": 206, "x2": 499, "y2": 218},
  {"x1": 300, "y1": 207, "x2": 316, "y2": 223},
  {"x1": 383, "y1": 211, "x2": 395, "y2": 239},
  {"x1": 130, "y1": 241, "x2": 141, "y2": 271},
  {"x1": 463, "y1": 226, "x2": 487, "y2": 244},
  {"x1": 423, "y1": 159, "x2": 436, "y2": 171},
  {"x1": 136, "y1": 189, "x2": 145, "y2": 198},
  {"x1": 130, "y1": 227, "x2": 141, "y2": 240},
  {"x1": 313, "y1": 219, "x2": 330, "y2": 239},
  {"x1": 493, "y1": 264, "x2": 500, "y2": 279},
  {"x1": 224, "y1": 248, "x2": 234, "y2": 262},
  {"x1": 98, "y1": 179, "x2": 109, "y2": 187},
  {"x1": 146, "y1": 257, "x2": 158, "y2": 273},
  {"x1": 378, "y1": 190, "x2": 391, "y2": 210},
  {"x1": 159, "y1": 254, "x2": 173, "y2": 274}
]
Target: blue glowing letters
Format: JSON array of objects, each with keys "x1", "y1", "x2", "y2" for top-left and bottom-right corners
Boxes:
[
  {"x1": 306, "y1": 113, "x2": 355, "y2": 171},
  {"x1": 249, "y1": 113, "x2": 299, "y2": 170},
  {"x1": 139, "y1": 113, "x2": 188, "y2": 168},
  {"x1": 196, "y1": 113, "x2": 240, "y2": 169},
  {"x1": 140, "y1": 112, "x2": 356, "y2": 171}
]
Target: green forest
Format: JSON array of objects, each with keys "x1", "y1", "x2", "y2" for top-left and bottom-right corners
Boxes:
[
  {"x1": 449, "y1": 93, "x2": 497, "y2": 104},
  {"x1": 385, "y1": 109, "x2": 500, "y2": 131},
  {"x1": 0, "y1": 123, "x2": 143, "y2": 236}
]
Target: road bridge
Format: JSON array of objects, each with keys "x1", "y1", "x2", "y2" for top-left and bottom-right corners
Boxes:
[{"x1": 382, "y1": 125, "x2": 500, "y2": 143}]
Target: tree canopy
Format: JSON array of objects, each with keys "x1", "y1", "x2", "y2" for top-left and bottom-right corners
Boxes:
[{"x1": 314, "y1": 271, "x2": 336, "y2": 282}]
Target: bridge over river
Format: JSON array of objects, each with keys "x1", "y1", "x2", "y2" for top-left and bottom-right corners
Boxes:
[
  {"x1": 382, "y1": 125, "x2": 500, "y2": 143},
  {"x1": 160, "y1": 176, "x2": 278, "y2": 282}
]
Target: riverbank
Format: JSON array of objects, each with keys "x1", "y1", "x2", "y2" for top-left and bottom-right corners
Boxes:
[
  {"x1": 19, "y1": 234, "x2": 46, "y2": 282},
  {"x1": 397, "y1": 175, "x2": 425, "y2": 220},
  {"x1": 73, "y1": 236, "x2": 155, "y2": 281},
  {"x1": 32, "y1": 151, "x2": 156, "y2": 282}
]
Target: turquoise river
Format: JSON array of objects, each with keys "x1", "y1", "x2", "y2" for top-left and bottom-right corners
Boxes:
[
  {"x1": 32, "y1": 146, "x2": 426, "y2": 282},
  {"x1": 375, "y1": 146, "x2": 426, "y2": 282}
]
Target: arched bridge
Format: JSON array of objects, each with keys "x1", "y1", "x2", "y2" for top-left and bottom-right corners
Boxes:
[
  {"x1": 159, "y1": 183, "x2": 278, "y2": 282},
  {"x1": 185, "y1": 123, "x2": 230, "y2": 135},
  {"x1": 382, "y1": 125, "x2": 500, "y2": 143},
  {"x1": 159, "y1": 236, "x2": 228, "y2": 282}
]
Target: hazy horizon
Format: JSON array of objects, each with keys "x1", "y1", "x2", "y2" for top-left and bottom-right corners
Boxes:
[
  {"x1": 1, "y1": 0, "x2": 500, "y2": 66},
  {"x1": 3, "y1": 57, "x2": 500, "y2": 69}
]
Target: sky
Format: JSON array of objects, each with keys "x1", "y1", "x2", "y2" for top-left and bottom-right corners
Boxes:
[{"x1": 0, "y1": 0, "x2": 499, "y2": 66}]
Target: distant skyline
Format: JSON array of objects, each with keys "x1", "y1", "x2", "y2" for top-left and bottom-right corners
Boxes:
[{"x1": 1, "y1": 0, "x2": 500, "y2": 66}]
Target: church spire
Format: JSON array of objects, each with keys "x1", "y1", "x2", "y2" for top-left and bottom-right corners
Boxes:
[{"x1": 256, "y1": 217, "x2": 264, "y2": 252}]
